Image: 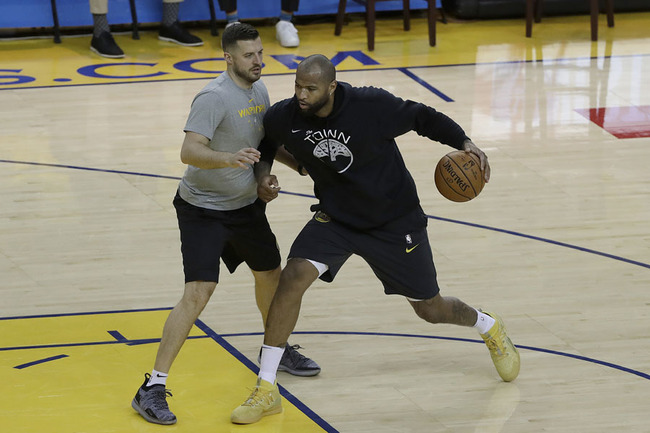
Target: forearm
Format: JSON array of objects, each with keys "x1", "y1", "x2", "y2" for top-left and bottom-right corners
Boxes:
[
  {"x1": 180, "y1": 132, "x2": 237, "y2": 169},
  {"x1": 255, "y1": 160, "x2": 273, "y2": 182},
  {"x1": 274, "y1": 146, "x2": 299, "y2": 171},
  {"x1": 275, "y1": 146, "x2": 308, "y2": 175},
  {"x1": 181, "y1": 147, "x2": 238, "y2": 169}
]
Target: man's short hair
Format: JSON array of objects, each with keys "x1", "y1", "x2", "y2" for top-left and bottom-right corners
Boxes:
[
  {"x1": 221, "y1": 23, "x2": 260, "y2": 52},
  {"x1": 298, "y1": 54, "x2": 336, "y2": 83}
]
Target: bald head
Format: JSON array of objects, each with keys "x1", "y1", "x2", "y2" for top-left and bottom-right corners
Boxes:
[
  {"x1": 297, "y1": 54, "x2": 336, "y2": 84},
  {"x1": 294, "y1": 55, "x2": 338, "y2": 118}
]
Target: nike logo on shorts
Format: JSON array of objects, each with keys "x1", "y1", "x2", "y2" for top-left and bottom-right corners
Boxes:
[{"x1": 405, "y1": 244, "x2": 420, "y2": 253}]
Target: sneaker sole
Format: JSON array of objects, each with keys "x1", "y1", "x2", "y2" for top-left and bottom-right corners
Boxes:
[
  {"x1": 131, "y1": 398, "x2": 177, "y2": 425},
  {"x1": 157, "y1": 35, "x2": 204, "y2": 47},
  {"x1": 278, "y1": 364, "x2": 321, "y2": 377},
  {"x1": 90, "y1": 46, "x2": 125, "y2": 59},
  {"x1": 231, "y1": 405, "x2": 283, "y2": 424},
  {"x1": 277, "y1": 40, "x2": 299, "y2": 48}
]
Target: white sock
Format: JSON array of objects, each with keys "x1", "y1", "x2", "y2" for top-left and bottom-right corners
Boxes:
[
  {"x1": 147, "y1": 369, "x2": 168, "y2": 387},
  {"x1": 258, "y1": 344, "x2": 285, "y2": 385},
  {"x1": 474, "y1": 310, "x2": 496, "y2": 335}
]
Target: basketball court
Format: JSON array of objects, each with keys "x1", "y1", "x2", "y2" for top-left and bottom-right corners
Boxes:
[{"x1": 1, "y1": 10, "x2": 649, "y2": 433}]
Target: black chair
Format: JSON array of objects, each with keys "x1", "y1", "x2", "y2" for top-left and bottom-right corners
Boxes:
[
  {"x1": 335, "y1": 0, "x2": 437, "y2": 51},
  {"x1": 525, "y1": 0, "x2": 615, "y2": 41}
]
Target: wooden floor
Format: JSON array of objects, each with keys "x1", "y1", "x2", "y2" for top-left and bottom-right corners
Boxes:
[{"x1": 1, "y1": 10, "x2": 650, "y2": 433}]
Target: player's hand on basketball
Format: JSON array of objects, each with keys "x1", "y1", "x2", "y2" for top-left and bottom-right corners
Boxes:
[
  {"x1": 257, "y1": 174, "x2": 281, "y2": 203},
  {"x1": 462, "y1": 140, "x2": 490, "y2": 183},
  {"x1": 229, "y1": 148, "x2": 261, "y2": 169}
]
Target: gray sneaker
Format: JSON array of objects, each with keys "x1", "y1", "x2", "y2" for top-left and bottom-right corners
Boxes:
[
  {"x1": 279, "y1": 344, "x2": 321, "y2": 376},
  {"x1": 131, "y1": 373, "x2": 177, "y2": 425},
  {"x1": 257, "y1": 344, "x2": 321, "y2": 376}
]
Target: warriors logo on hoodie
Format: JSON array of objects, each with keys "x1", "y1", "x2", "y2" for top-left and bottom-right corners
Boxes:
[{"x1": 304, "y1": 129, "x2": 353, "y2": 173}]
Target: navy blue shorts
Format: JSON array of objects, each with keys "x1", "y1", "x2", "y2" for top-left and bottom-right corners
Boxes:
[
  {"x1": 288, "y1": 207, "x2": 440, "y2": 300},
  {"x1": 174, "y1": 192, "x2": 281, "y2": 283}
]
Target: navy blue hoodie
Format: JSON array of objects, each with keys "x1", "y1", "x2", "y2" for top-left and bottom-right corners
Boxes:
[{"x1": 261, "y1": 82, "x2": 469, "y2": 230}]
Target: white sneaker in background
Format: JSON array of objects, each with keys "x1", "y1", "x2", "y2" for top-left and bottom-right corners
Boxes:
[{"x1": 275, "y1": 20, "x2": 299, "y2": 47}]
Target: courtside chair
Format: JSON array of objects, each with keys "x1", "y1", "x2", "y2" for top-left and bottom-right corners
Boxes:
[
  {"x1": 49, "y1": 0, "x2": 140, "y2": 43},
  {"x1": 335, "y1": 0, "x2": 437, "y2": 51},
  {"x1": 525, "y1": 0, "x2": 614, "y2": 41}
]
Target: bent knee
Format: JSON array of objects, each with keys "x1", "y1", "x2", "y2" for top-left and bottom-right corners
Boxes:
[
  {"x1": 278, "y1": 258, "x2": 319, "y2": 289},
  {"x1": 410, "y1": 297, "x2": 444, "y2": 323},
  {"x1": 182, "y1": 281, "x2": 216, "y2": 306}
]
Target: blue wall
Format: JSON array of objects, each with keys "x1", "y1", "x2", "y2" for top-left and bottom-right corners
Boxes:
[{"x1": 0, "y1": 0, "x2": 439, "y2": 30}]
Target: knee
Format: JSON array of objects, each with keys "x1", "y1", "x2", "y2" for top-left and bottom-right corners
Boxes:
[
  {"x1": 411, "y1": 297, "x2": 444, "y2": 324},
  {"x1": 181, "y1": 281, "x2": 215, "y2": 309},
  {"x1": 277, "y1": 258, "x2": 318, "y2": 294}
]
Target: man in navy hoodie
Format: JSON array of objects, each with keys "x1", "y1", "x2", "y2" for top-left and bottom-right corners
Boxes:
[{"x1": 231, "y1": 54, "x2": 520, "y2": 425}]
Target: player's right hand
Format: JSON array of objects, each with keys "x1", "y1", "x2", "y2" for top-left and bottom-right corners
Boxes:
[
  {"x1": 230, "y1": 148, "x2": 261, "y2": 169},
  {"x1": 257, "y1": 174, "x2": 281, "y2": 203}
]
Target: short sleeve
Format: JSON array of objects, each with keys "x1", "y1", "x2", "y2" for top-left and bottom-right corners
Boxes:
[{"x1": 183, "y1": 90, "x2": 226, "y2": 140}]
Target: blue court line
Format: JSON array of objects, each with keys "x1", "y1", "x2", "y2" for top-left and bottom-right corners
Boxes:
[
  {"x1": 398, "y1": 68, "x2": 454, "y2": 101},
  {"x1": 0, "y1": 159, "x2": 179, "y2": 180},
  {"x1": 0, "y1": 306, "x2": 173, "y2": 321},
  {"x1": 1, "y1": 158, "x2": 647, "y2": 270},
  {"x1": 0, "y1": 309, "x2": 337, "y2": 433},
  {"x1": 426, "y1": 215, "x2": 650, "y2": 270},
  {"x1": 107, "y1": 330, "x2": 128, "y2": 343},
  {"x1": 194, "y1": 319, "x2": 339, "y2": 433},
  {"x1": 0, "y1": 335, "x2": 209, "y2": 352},
  {"x1": 218, "y1": 330, "x2": 650, "y2": 382},
  {"x1": 13, "y1": 354, "x2": 69, "y2": 369},
  {"x1": 3, "y1": 324, "x2": 648, "y2": 381}
]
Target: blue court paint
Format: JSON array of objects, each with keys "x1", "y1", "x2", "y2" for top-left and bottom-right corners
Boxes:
[
  {"x1": 398, "y1": 67, "x2": 454, "y2": 101},
  {"x1": 14, "y1": 354, "x2": 69, "y2": 369},
  {"x1": 107, "y1": 330, "x2": 128, "y2": 343},
  {"x1": 0, "y1": 335, "x2": 208, "y2": 352}
]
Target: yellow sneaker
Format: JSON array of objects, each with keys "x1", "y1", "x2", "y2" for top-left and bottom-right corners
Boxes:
[
  {"x1": 231, "y1": 378, "x2": 282, "y2": 424},
  {"x1": 481, "y1": 311, "x2": 520, "y2": 382}
]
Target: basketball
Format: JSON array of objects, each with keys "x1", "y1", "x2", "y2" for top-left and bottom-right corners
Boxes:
[{"x1": 434, "y1": 150, "x2": 485, "y2": 202}]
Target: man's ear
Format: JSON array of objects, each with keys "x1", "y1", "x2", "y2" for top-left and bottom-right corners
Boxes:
[
  {"x1": 329, "y1": 80, "x2": 338, "y2": 95},
  {"x1": 224, "y1": 52, "x2": 233, "y2": 66}
]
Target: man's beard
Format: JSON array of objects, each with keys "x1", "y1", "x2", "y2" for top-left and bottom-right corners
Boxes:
[
  {"x1": 232, "y1": 63, "x2": 260, "y2": 84},
  {"x1": 298, "y1": 95, "x2": 329, "y2": 117}
]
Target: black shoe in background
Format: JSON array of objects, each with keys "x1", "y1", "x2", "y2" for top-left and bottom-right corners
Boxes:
[
  {"x1": 158, "y1": 21, "x2": 203, "y2": 46},
  {"x1": 90, "y1": 31, "x2": 125, "y2": 58}
]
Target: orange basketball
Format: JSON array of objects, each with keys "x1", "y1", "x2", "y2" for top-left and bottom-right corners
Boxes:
[{"x1": 434, "y1": 150, "x2": 485, "y2": 202}]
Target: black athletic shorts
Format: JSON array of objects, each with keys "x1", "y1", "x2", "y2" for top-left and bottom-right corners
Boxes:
[
  {"x1": 288, "y1": 207, "x2": 440, "y2": 300},
  {"x1": 173, "y1": 192, "x2": 281, "y2": 283}
]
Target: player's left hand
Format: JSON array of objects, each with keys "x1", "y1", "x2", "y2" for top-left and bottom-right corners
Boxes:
[
  {"x1": 462, "y1": 139, "x2": 491, "y2": 183},
  {"x1": 257, "y1": 174, "x2": 281, "y2": 203}
]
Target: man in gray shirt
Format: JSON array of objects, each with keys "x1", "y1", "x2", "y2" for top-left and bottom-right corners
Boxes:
[{"x1": 131, "y1": 23, "x2": 319, "y2": 426}]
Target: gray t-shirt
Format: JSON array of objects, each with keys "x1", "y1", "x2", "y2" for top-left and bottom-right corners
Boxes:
[{"x1": 178, "y1": 72, "x2": 270, "y2": 211}]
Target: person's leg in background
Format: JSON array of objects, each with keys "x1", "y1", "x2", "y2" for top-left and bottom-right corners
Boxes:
[
  {"x1": 159, "y1": 0, "x2": 204, "y2": 46},
  {"x1": 276, "y1": 0, "x2": 300, "y2": 47},
  {"x1": 89, "y1": 0, "x2": 125, "y2": 58},
  {"x1": 217, "y1": 0, "x2": 240, "y2": 28}
]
